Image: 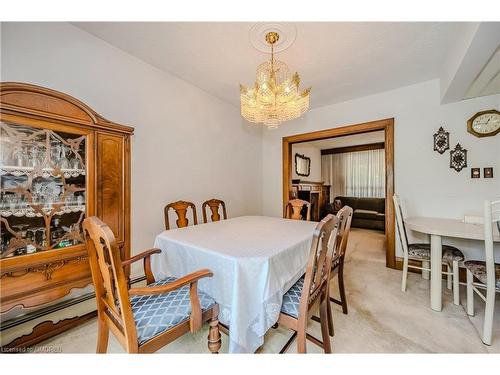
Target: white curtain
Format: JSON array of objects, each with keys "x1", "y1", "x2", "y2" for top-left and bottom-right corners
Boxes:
[{"x1": 321, "y1": 149, "x2": 385, "y2": 200}]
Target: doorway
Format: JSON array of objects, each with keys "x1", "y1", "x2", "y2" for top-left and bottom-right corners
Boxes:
[{"x1": 282, "y1": 118, "x2": 396, "y2": 269}]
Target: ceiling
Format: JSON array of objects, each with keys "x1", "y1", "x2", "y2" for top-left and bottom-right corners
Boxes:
[
  {"x1": 296, "y1": 130, "x2": 385, "y2": 150},
  {"x1": 465, "y1": 47, "x2": 500, "y2": 99},
  {"x1": 73, "y1": 22, "x2": 471, "y2": 109}
]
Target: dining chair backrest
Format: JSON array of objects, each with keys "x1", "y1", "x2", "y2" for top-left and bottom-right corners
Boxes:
[
  {"x1": 202, "y1": 199, "x2": 227, "y2": 223},
  {"x1": 286, "y1": 199, "x2": 311, "y2": 221},
  {"x1": 164, "y1": 200, "x2": 198, "y2": 230},
  {"x1": 334, "y1": 205, "x2": 354, "y2": 261},
  {"x1": 393, "y1": 195, "x2": 410, "y2": 257},
  {"x1": 484, "y1": 199, "x2": 500, "y2": 287},
  {"x1": 83, "y1": 216, "x2": 138, "y2": 348},
  {"x1": 299, "y1": 214, "x2": 339, "y2": 319}
]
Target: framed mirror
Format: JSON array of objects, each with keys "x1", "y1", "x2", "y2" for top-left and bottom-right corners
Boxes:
[{"x1": 295, "y1": 153, "x2": 311, "y2": 177}]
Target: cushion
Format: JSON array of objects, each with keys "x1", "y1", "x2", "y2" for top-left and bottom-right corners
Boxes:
[
  {"x1": 333, "y1": 196, "x2": 385, "y2": 214},
  {"x1": 354, "y1": 209, "x2": 379, "y2": 220},
  {"x1": 464, "y1": 260, "x2": 500, "y2": 289},
  {"x1": 281, "y1": 277, "x2": 304, "y2": 318},
  {"x1": 407, "y1": 243, "x2": 464, "y2": 263},
  {"x1": 130, "y1": 276, "x2": 216, "y2": 344}
]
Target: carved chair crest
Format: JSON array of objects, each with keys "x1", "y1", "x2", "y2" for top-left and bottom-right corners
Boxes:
[
  {"x1": 202, "y1": 199, "x2": 227, "y2": 223},
  {"x1": 164, "y1": 200, "x2": 198, "y2": 230}
]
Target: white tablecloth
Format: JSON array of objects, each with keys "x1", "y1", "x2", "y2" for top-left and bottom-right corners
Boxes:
[{"x1": 151, "y1": 215, "x2": 317, "y2": 353}]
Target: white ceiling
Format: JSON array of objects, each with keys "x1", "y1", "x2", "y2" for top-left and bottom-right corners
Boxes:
[
  {"x1": 465, "y1": 47, "x2": 500, "y2": 99},
  {"x1": 297, "y1": 130, "x2": 385, "y2": 150},
  {"x1": 73, "y1": 22, "x2": 471, "y2": 109}
]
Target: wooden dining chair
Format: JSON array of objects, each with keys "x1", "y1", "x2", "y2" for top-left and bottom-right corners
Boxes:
[
  {"x1": 465, "y1": 199, "x2": 500, "y2": 345},
  {"x1": 83, "y1": 216, "x2": 221, "y2": 353},
  {"x1": 285, "y1": 199, "x2": 311, "y2": 221},
  {"x1": 278, "y1": 214, "x2": 340, "y2": 353},
  {"x1": 393, "y1": 195, "x2": 464, "y2": 304},
  {"x1": 202, "y1": 199, "x2": 227, "y2": 223},
  {"x1": 311, "y1": 206, "x2": 353, "y2": 336},
  {"x1": 164, "y1": 200, "x2": 198, "y2": 230},
  {"x1": 329, "y1": 205, "x2": 353, "y2": 314}
]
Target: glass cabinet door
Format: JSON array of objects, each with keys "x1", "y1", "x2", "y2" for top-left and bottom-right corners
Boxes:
[{"x1": 0, "y1": 121, "x2": 87, "y2": 258}]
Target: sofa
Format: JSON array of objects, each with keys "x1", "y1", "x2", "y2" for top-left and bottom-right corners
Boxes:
[{"x1": 324, "y1": 196, "x2": 385, "y2": 231}]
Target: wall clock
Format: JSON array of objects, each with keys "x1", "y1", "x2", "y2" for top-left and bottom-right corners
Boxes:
[{"x1": 467, "y1": 109, "x2": 500, "y2": 137}]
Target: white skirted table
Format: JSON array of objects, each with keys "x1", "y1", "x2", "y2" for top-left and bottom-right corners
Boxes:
[
  {"x1": 151, "y1": 216, "x2": 318, "y2": 353},
  {"x1": 404, "y1": 217, "x2": 500, "y2": 312}
]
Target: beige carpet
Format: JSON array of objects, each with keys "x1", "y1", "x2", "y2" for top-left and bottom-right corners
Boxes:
[{"x1": 33, "y1": 228, "x2": 499, "y2": 353}]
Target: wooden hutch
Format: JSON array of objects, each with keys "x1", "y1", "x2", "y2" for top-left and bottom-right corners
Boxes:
[
  {"x1": 0, "y1": 83, "x2": 133, "y2": 347},
  {"x1": 289, "y1": 181, "x2": 330, "y2": 221}
]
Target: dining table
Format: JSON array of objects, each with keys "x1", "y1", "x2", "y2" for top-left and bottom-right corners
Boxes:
[
  {"x1": 404, "y1": 217, "x2": 500, "y2": 312},
  {"x1": 150, "y1": 215, "x2": 318, "y2": 353}
]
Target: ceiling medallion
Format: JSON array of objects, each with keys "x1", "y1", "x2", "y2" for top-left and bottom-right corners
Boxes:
[
  {"x1": 240, "y1": 30, "x2": 311, "y2": 129},
  {"x1": 249, "y1": 23, "x2": 297, "y2": 53}
]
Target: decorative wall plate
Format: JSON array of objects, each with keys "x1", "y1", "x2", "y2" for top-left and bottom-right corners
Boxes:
[
  {"x1": 449, "y1": 143, "x2": 467, "y2": 172},
  {"x1": 433, "y1": 126, "x2": 449, "y2": 154},
  {"x1": 484, "y1": 167, "x2": 493, "y2": 178}
]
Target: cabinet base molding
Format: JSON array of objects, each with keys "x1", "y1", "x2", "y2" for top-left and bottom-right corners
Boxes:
[
  {"x1": 1, "y1": 311, "x2": 97, "y2": 352},
  {"x1": 1, "y1": 276, "x2": 145, "y2": 352}
]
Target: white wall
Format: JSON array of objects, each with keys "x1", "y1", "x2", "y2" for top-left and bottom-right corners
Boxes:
[
  {"x1": 1, "y1": 23, "x2": 499, "y2": 263},
  {"x1": 0, "y1": 23, "x2": 263, "y2": 270},
  {"x1": 262, "y1": 79, "x2": 500, "y2": 259},
  {"x1": 291, "y1": 143, "x2": 322, "y2": 181}
]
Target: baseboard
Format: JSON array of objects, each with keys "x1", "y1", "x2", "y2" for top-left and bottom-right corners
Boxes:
[
  {"x1": 1, "y1": 275, "x2": 146, "y2": 351},
  {"x1": 1, "y1": 311, "x2": 97, "y2": 352}
]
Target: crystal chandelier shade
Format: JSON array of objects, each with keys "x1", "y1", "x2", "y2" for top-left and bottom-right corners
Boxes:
[{"x1": 240, "y1": 32, "x2": 311, "y2": 129}]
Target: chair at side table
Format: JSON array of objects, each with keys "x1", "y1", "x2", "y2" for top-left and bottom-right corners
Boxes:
[
  {"x1": 465, "y1": 199, "x2": 500, "y2": 345},
  {"x1": 393, "y1": 195, "x2": 464, "y2": 305}
]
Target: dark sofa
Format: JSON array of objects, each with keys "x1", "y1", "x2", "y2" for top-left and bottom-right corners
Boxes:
[{"x1": 324, "y1": 196, "x2": 385, "y2": 231}]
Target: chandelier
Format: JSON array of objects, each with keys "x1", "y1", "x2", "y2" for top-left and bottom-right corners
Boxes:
[{"x1": 240, "y1": 31, "x2": 311, "y2": 129}]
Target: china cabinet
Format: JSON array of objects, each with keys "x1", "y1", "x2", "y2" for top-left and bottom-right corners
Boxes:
[{"x1": 0, "y1": 82, "x2": 133, "y2": 346}]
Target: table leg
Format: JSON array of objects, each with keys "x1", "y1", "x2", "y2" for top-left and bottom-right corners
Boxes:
[
  {"x1": 430, "y1": 234, "x2": 442, "y2": 312},
  {"x1": 421, "y1": 261, "x2": 430, "y2": 280}
]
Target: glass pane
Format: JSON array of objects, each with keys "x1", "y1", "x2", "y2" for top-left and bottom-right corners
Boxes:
[{"x1": 0, "y1": 121, "x2": 87, "y2": 258}]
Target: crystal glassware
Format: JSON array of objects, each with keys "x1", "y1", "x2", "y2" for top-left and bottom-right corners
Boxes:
[
  {"x1": 28, "y1": 142, "x2": 44, "y2": 168},
  {"x1": 59, "y1": 145, "x2": 70, "y2": 169}
]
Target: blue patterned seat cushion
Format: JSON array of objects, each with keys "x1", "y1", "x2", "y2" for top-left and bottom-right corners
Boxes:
[
  {"x1": 281, "y1": 277, "x2": 304, "y2": 318},
  {"x1": 407, "y1": 243, "x2": 464, "y2": 263},
  {"x1": 130, "y1": 277, "x2": 216, "y2": 344},
  {"x1": 464, "y1": 260, "x2": 500, "y2": 289}
]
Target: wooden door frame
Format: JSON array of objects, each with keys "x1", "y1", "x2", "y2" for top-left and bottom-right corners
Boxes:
[{"x1": 282, "y1": 118, "x2": 396, "y2": 269}]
